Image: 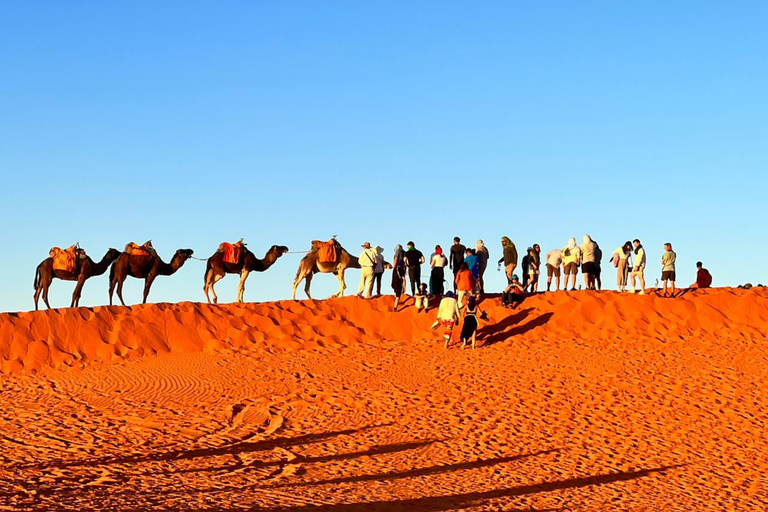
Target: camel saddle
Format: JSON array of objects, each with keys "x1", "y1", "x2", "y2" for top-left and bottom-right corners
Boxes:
[
  {"x1": 314, "y1": 239, "x2": 338, "y2": 264},
  {"x1": 219, "y1": 241, "x2": 245, "y2": 264},
  {"x1": 50, "y1": 245, "x2": 83, "y2": 273},
  {"x1": 125, "y1": 241, "x2": 155, "y2": 258}
]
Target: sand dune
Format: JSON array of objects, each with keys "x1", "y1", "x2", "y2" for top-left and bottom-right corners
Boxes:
[{"x1": 1, "y1": 288, "x2": 766, "y2": 510}]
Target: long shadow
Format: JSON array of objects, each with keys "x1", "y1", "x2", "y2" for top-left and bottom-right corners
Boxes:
[
  {"x1": 153, "y1": 439, "x2": 438, "y2": 477},
  {"x1": 18, "y1": 424, "x2": 391, "y2": 470},
  {"x1": 479, "y1": 309, "x2": 553, "y2": 347},
  {"x1": 268, "y1": 449, "x2": 560, "y2": 488},
  {"x1": 251, "y1": 464, "x2": 684, "y2": 512}
]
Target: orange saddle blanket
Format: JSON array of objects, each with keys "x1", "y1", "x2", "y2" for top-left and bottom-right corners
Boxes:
[
  {"x1": 49, "y1": 246, "x2": 79, "y2": 273},
  {"x1": 315, "y1": 240, "x2": 338, "y2": 264},
  {"x1": 125, "y1": 241, "x2": 153, "y2": 258},
  {"x1": 219, "y1": 241, "x2": 244, "y2": 264}
]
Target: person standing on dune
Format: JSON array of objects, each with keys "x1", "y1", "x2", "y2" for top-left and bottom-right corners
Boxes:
[
  {"x1": 449, "y1": 237, "x2": 466, "y2": 292},
  {"x1": 357, "y1": 242, "x2": 377, "y2": 298},
  {"x1": 475, "y1": 240, "x2": 489, "y2": 293},
  {"x1": 661, "y1": 243, "x2": 677, "y2": 297},
  {"x1": 593, "y1": 241, "x2": 603, "y2": 291},
  {"x1": 612, "y1": 241, "x2": 633, "y2": 292},
  {"x1": 429, "y1": 245, "x2": 448, "y2": 296},
  {"x1": 630, "y1": 239, "x2": 647, "y2": 294},
  {"x1": 392, "y1": 245, "x2": 407, "y2": 311},
  {"x1": 373, "y1": 246, "x2": 386, "y2": 296},
  {"x1": 562, "y1": 237, "x2": 582, "y2": 291},
  {"x1": 404, "y1": 241, "x2": 425, "y2": 296},
  {"x1": 546, "y1": 247, "x2": 563, "y2": 291},
  {"x1": 581, "y1": 235, "x2": 597, "y2": 290},
  {"x1": 455, "y1": 262, "x2": 476, "y2": 309},
  {"x1": 498, "y1": 237, "x2": 518, "y2": 284}
]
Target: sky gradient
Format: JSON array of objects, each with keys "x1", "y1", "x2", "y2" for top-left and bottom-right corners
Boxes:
[{"x1": 2, "y1": 1, "x2": 766, "y2": 312}]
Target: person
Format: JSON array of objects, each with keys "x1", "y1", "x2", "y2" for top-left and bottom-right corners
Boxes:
[
  {"x1": 528, "y1": 244, "x2": 541, "y2": 292},
  {"x1": 429, "y1": 246, "x2": 448, "y2": 296},
  {"x1": 431, "y1": 291, "x2": 461, "y2": 348},
  {"x1": 404, "y1": 241, "x2": 425, "y2": 295},
  {"x1": 415, "y1": 282, "x2": 429, "y2": 313},
  {"x1": 475, "y1": 240, "x2": 490, "y2": 293},
  {"x1": 498, "y1": 236, "x2": 518, "y2": 284},
  {"x1": 501, "y1": 274, "x2": 526, "y2": 308},
  {"x1": 593, "y1": 241, "x2": 603, "y2": 291},
  {"x1": 545, "y1": 247, "x2": 563, "y2": 292},
  {"x1": 464, "y1": 249, "x2": 479, "y2": 280},
  {"x1": 373, "y1": 246, "x2": 386, "y2": 296},
  {"x1": 391, "y1": 245, "x2": 407, "y2": 312},
  {"x1": 562, "y1": 237, "x2": 582, "y2": 291},
  {"x1": 612, "y1": 242, "x2": 633, "y2": 292},
  {"x1": 521, "y1": 248, "x2": 531, "y2": 290},
  {"x1": 454, "y1": 262, "x2": 476, "y2": 309},
  {"x1": 460, "y1": 296, "x2": 486, "y2": 350},
  {"x1": 661, "y1": 243, "x2": 677, "y2": 297},
  {"x1": 581, "y1": 235, "x2": 597, "y2": 290},
  {"x1": 357, "y1": 242, "x2": 377, "y2": 298},
  {"x1": 449, "y1": 237, "x2": 466, "y2": 292},
  {"x1": 629, "y1": 239, "x2": 647, "y2": 294},
  {"x1": 691, "y1": 261, "x2": 713, "y2": 289}
]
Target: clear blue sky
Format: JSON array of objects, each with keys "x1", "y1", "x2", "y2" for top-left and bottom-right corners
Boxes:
[{"x1": 2, "y1": 1, "x2": 766, "y2": 312}]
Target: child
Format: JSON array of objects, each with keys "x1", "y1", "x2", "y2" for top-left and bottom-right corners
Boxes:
[
  {"x1": 460, "y1": 296, "x2": 486, "y2": 349},
  {"x1": 431, "y1": 291, "x2": 461, "y2": 348},
  {"x1": 415, "y1": 283, "x2": 429, "y2": 313},
  {"x1": 501, "y1": 274, "x2": 526, "y2": 309}
]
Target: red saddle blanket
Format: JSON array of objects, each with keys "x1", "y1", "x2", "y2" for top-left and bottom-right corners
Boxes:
[
  {"x1": 219, "y1": 242, "x2": 244, "y2": 264},
  {"x1": 316, "y1": 240, "x2": 338, "y2": 264}
]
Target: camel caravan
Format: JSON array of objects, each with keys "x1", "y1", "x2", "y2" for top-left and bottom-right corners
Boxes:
[{"x1": 33, "y1": 238, "x2": 364, "y2": 310}]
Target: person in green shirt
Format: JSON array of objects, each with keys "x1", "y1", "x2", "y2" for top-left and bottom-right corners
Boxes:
[{"x1": 661, "y1": 243, "x2": 677, "y2": 297}]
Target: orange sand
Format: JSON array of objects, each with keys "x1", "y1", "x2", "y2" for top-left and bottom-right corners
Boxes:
[{"x1": 0, "y1": 288, "x2": 766, "y2": 510}]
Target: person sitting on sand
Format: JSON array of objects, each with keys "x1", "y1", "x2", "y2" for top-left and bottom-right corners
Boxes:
[
  {"x1": 661, "y1": 243, "x2": 677, "y2": 297},
  {"x1": 562, "y1": 237, "x2": 582, "y2": 291},
  {"x1": 460, "y1": 296, "x2": 486, "y2": 350},
  {"x1": 415, "y1": 283, "x2": 429, "y2": 313},
  {"x1": 431, "y1": 291, "x2": 461, "y2": 348},
  {"x1": 691, "y1": 261, "x2": 713, "y2": 289},
  {"x1": 629, "y1": 239, "x2": 647, "y2": 295},
  {"x1": 454, "y1": 262, "x2": 476, "y2": 309},
  {"x1": 501, "y1": 274, "x2": 526, "y2": 308}
]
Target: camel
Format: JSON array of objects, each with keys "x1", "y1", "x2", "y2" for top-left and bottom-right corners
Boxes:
[
  {"x1": 292, "y1": 239, "x2": 361, "y2": 300},
  {"x1": 33, "y1": 247, "x2": 121, "y2": 310},
  {"x1": 108, "y1": 247, "x2": 194, "y2": 306},
  {"x1": 203, "y1": 244, "x2": 289, "y2": 303}
]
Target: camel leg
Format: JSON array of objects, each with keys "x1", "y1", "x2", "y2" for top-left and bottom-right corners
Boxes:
[
  {"x1": 34, "y1": 281, "x2": 46, "y2": 311},
  {"x1": 293, "y1": 271, "x2": 310, "y2": 300},
  {"x1": 236, "y1": 270, "x2": 250, "y2": 303},
  {"x1": 142, "y1": 274, "x2": 157, "y2": 304},
  {"x1": 41, "y1": 280, "x2": 52, "y2": 310},
  {"x1": 303, "y1": 272, "x2": 313, "y2": 299},
  {"x1": 207, "y1": 271, "x2": 226, "y2": 304},
  {"x1": 116, "y1": 277, "x2": 127, "y2": 307},
  {"x1": 72, "y1": 277, "x2": 86, "y2": 308},
  {"x1": 336, "y1": 268, "x2": 346, "y2": 297}
]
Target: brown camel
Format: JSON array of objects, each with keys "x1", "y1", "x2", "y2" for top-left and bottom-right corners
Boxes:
[
  {"x1": 292, "y1": 239, "x2": 361, "y2": 300},
  {"x1": 33, "y1": 247, "x2": 121, "y2": 310},
  {"x1": 108, "y1": 247, "x2": 194, "y2": 306},
  {"x1": 203, "y1": 244, "x2": 289, "y2": 304}
]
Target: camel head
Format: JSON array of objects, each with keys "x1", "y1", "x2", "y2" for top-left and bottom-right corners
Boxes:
[
  {"x1": 271, "y1": 245, "x2": 290, "y2": 257},
  {"x1": 176, "y1": 249, "x2": 194, "y2": 261}
]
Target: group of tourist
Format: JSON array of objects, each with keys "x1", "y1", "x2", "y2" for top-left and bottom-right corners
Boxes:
[{"x1": 355, "y1": 235, "x2": 714, "y2": 349}]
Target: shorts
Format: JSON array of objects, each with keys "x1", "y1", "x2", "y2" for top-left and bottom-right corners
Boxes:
[
  {"x1": 662, "y1": 271, "x2": 676, "y2": 281},
  {"x1": 582, "y1": 262, "x2": 596, "y2": 275},
  {"x1": 564, "y1": 262, "x2": 578, "y2": 275},
  {"x1": 546, "y1": 264, "x2": 561, "y2": 278}
]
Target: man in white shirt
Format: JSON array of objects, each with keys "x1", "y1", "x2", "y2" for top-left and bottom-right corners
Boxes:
[
  {"x1": 545, "y1": 248, "x2": 563, "y2": 291},
  {"x1": 629, "y1": 239, "x2": 647, "y2": 295},
  {"x1": 357, "y1": 242, "x2": 377, "y2": 298}
]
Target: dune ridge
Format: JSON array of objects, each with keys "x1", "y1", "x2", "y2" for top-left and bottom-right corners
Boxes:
[{"x1": 2, "y1": 287, "x2": 766, "y2": 375}]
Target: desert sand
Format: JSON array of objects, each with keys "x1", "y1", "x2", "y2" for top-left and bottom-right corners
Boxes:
[{"x1": 0, "y1": 287, "x2": 766, "y2": 510}]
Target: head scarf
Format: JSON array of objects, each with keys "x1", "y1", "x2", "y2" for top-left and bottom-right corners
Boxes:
[
  {"x1": 512, "y1": 274, "x2": 520, "y2": 282},
  {"x1": 476, "y1": 240, "x2": 485, "y2": 250},
  {"x1": 435, "y1": 245, "x2": 443, "y2": 255},
  {"x1": 445, "y1": 291, "x2": 454, "y2": 298},
  {"x1": 583, "y1": 234, "x2": 593, "y2": 245},
  {"x1": 501, "y1": 236, "x2": 512, "y2": 245},
  {"x1": 567, "y1": 237, "x2": 577, "y2": 249}
]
